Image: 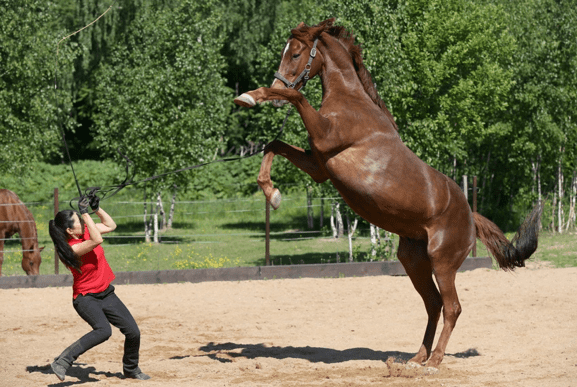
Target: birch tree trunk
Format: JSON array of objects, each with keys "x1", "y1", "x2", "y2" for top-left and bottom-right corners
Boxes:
[
  {"x1": 566, "y1": 170, "x2": 576, "y2": 231},
  {"x1": 152, "y1": 193, "x2": 160, "y2": 243},
  {"x1": 531, "y1": 159, "x2": 538, "y2": 197},
  {"x1": 551, "y1": 185, "x2": 557, "y2": 232},
  {"x1": 336, "y1": 203, "x2": 344, "y2": 238},
  {"x1": 306, "y1": 187, "x2": 314, "y2": 229},
  {"x1": 557, "y1": 149, "x2": 565, "y2": 233},
  {"x1": 330, "y1": 202, "x2": 344, "y2": 238},
  {"x1": 167, "y1": 185, "x2": 177, "y2": 229},
  {"x1": 319, "y1": 197, "x2": 324, "y2": 229},
  {"x1": 330, "y1": 202, "x2": 337, "y2": 238},
  {"x1": 143, "y1": 190, "x2": 151, "y2": 243},
  {"x1": 345, "y1": 213, "x2": 358, "y2": 262},
  {"x1": 537, "y1": 158, "x2": 542, "y2": 204},
  {"x1": 370, "y1": 224, "x2": 379, "y2": 261},
  {"x1": 156, "y1": 192, "x2": 166, "y2": 231},
  {"x1": 153, "y1": 213, "x2": 159, "y2": 243},
  {"x1": 386, "y1": 231, "x2": 396, "y2": 259}
]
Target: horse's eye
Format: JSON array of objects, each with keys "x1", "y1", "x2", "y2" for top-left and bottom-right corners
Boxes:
[{"x1": 293, "y1": 54, "x2": 301, "y2": 59}]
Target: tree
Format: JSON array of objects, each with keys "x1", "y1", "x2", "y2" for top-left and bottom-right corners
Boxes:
[
  {"x1": 92, "y1": 0, "x2": 233, "y2": 194},
  {"x1": 0, "y1": 0, "x2": 77, "y2": 177},
  {"x1": 495, "y1": 0, "x2": 577, "y2": 229}
]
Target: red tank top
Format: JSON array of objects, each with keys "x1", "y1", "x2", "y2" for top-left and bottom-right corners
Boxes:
[{"x1": 68, "y1": 225, "x2": 116, "y2": 298}]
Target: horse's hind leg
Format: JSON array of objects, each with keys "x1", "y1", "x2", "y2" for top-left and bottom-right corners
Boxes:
[
  {"x1": 424, "y1": 230, "x2": 472, "y2": 367},
  {"x1": 258, "y1": 140, "x2": 328, "y2": 209},
  {"x1": 397, "y1": 237, "x2": 443, "y2": 364},
  {"x1": 426, "y1": 263, "x2": 463, "y2": 367}
]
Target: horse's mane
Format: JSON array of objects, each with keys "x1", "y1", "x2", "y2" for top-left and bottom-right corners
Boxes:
[{"x1": 297, "y1": 22, "x2": 399, "y2": 131}]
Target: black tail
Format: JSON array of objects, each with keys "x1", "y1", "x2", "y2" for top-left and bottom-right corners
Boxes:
[{"x1": 473, "y1": 204, "x2": 543, "y2": 271}]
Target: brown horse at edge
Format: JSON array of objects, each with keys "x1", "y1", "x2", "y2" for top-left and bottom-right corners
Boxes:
[
  {"x1": 234, "y1": 18, "x2": 542, "y2": 367},
  {"x1": 0, "y1": 189, "x2": 43, "y2": 275}
]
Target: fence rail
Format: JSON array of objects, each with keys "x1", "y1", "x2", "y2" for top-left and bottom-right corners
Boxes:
[
  {"x1": 0, "y1": 257, "x2": 494, "y2": 289},
  {"x1": 2, "y1": 189, "x2": 392, "y2": 275}
]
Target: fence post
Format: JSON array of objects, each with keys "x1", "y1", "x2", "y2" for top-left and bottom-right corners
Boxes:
[
  {"x1": 265, "y1": 200, "x2": 270, "y2": 266},
  {"x1": 53, "y1": 187, "x2": 59, "y2": 274}
]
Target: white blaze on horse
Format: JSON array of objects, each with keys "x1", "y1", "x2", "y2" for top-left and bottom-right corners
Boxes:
[{"x1": 0, "y1": 189, "x2": 44, "y2": 275}]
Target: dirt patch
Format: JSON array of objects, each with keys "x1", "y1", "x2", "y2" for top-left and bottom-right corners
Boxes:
[{"x1": 1, "y1": 266, "x2": 576, "y2": 386}]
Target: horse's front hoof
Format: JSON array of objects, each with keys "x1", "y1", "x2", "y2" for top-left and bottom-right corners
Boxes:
[
  {"x1": 270, "y1": 189, "x2": 282, "y2": 210},
  {"x1": 234, "y1": 93, "x2": 256, "y2": 108}
]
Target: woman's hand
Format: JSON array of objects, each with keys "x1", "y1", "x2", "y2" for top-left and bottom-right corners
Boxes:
[
  {"x1": 78, "y1": 196, "x2": 90, "y2": 214},
  {"x1": 88, "y1": 193, "x2": 100, "y2": 212}
]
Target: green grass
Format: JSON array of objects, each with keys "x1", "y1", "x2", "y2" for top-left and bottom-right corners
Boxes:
[
  {"x1": 529, "y1": 231, "x2": 577, "y2": 267},
  {"x1": 2, "y1": 193, "x2": 576, "y2": 276},
  {"x1": 1, "y1": 193, "x2": 389, "y2": 276},
  {"x1": 470, "y1": 230, "x2": 577, "y2": 269}
]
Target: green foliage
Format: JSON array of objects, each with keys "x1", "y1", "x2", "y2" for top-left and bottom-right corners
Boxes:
[
  {"x1": 92, "y1": 0, "x2": 233, "y2": 192},
  {"x1": 1, "y1": 0, "x2": 577, "y2": 232},
  {"x1": 0, "y1": 160, "x2": 134, "y2": 203},
  {"x1": 0, "y1": 0, "x2": 77, "y2": 175}
]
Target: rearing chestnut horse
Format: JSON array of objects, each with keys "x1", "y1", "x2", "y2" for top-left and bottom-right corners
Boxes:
[
  {"x1": 0, "y1": 189, "x2": 43, "y2": 275},
  {"x1": 234, "y1": 18, "x2": 541, "y2": 367}
]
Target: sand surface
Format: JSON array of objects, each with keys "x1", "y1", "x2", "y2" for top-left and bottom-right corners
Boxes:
[{"x1": 1, "y1": 264, "x2": 576, "y2": 387}]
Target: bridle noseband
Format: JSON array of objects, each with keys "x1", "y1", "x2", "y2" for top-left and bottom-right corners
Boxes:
[{"x1": 274, "y1": 38, "x2": 319, "y2": 91}]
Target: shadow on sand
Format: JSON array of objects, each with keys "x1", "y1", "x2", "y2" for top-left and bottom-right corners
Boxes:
[
  {"x1": 26, "y1": 363, "x2": 123, "y2": 386},
  {"x1": 180, "y1": 342, "x2": 480, "y2": 364}
]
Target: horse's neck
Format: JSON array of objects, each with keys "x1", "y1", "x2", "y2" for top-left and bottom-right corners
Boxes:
[
  {"x1": 320, "y1": 40, "x2": 368, "y2": 100},
  {"x1": 15, "y1": 207, "x2": 38, "y2": 249}
]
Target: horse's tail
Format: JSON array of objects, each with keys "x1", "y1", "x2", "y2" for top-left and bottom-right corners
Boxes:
[{"x1": 473, "y1": 204, "x2": 543, "y2": 271}]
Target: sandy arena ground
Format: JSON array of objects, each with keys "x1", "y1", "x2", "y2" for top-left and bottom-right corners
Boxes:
[{"x1": 1, "y1": 264, "x2": 576, "y2": 387}]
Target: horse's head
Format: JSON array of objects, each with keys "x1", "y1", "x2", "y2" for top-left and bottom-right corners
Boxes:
[
  {"x1": 22, "y1": 246, "x2": 43, "y2": 275},
  {"x1": 270, "y1": 18, "x2": 334, "y2": 107}
]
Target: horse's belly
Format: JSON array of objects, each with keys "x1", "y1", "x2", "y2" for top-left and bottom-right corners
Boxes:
[{"x1": 324, "y1": 146, "x2": 448, "y2": 238}]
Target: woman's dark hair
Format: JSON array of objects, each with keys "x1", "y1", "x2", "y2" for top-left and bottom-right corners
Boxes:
[{"x1": 48, "y1": 210, "x2": 83, "y2": 272}]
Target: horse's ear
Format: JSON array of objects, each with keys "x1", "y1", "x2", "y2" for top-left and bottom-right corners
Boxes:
[
  {"x1": 311, "y1": 18, "x2": 335, "y2": 38},
  {"x1": 320, "y1": 18, "x2": 335, "y2": 27},
  {"x1": 39, "y1": 246, "x2": 45, "y2": 252},
  {"x1": 297, "y1": 22, "x2": 306, "y2": 28}
]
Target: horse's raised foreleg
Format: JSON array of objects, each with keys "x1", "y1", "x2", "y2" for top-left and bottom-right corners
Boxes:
[
  {"x1": 259, "y1": 140, "x2": 328, "y2": 209},
  {"x1": 397, "y1": 237, "x2": 443, "y2": 365},
  {"x1": 235, "y1": 88, "x2": 330, "y2": 143}
]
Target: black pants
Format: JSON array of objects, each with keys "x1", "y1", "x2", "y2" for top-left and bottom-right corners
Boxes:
[{"x1": 56, "y1": 285, "x2": 141, "y2": 375}]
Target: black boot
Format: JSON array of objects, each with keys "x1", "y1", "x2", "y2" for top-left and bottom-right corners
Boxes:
[
  {"x1": 50, "y1": 358, "x2": 69, "y2": 381},
  {"x1": 124, "y1": 367, "x2": 151, "y2": 380}
]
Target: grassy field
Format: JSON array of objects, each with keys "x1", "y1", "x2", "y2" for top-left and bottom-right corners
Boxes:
[{"x1": 1, "y1": 192, "x2": 576, "y2": 276}]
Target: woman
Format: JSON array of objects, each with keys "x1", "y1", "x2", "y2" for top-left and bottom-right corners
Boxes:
[{"x1": 48, "y1": 195, "x2": 150, "y2": 381}]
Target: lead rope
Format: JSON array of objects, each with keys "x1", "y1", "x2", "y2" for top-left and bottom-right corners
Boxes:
[
  {"x1": 53, "y1": 1, "x2": 117, "y2": 200},
  {"x1": 72, "y1": 105, "x2": 294, "y2": 205}
]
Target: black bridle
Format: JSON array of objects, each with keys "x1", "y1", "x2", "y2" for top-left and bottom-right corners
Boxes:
[{"x1": 274, "y1": 38, "x2": 319, "y2": 91}]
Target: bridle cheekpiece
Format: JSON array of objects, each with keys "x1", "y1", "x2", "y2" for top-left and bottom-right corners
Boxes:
[{"x1": 274, "y1": 38, "x2": 319, "y2": 91}]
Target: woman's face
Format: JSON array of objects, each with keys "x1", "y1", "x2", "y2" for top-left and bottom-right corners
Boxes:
[{"x1": 66, "y1": 212, "x2": 83, "y2": 238}]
